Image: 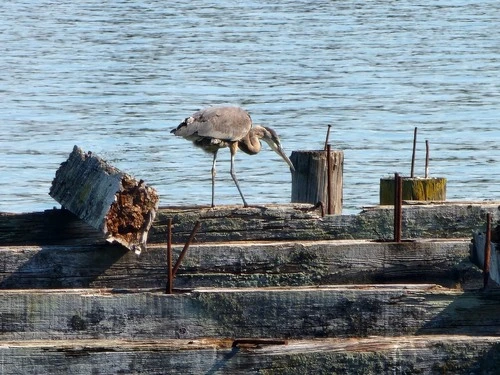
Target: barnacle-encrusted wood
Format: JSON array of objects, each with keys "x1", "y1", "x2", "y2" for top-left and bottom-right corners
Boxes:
[{"x1": 49, "y1": 146, "x2": 159, "y2": 253}]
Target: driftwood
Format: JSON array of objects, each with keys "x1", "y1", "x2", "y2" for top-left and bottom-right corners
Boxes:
[{"x1": 49, "y1": 146, "x2": 159, "y2": 253}]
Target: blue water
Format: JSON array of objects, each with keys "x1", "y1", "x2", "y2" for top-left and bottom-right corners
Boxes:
[{"x1": 1, "y1": 0, "x2": 499, "y2": 214}]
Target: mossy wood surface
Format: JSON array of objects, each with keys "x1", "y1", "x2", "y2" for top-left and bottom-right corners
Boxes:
[
  {"x1": 380, "y1": 177, "x2": 447, "y2": 205},
  {"x1": 1, "y1": 202, "x2": 499, "y2": 246}
]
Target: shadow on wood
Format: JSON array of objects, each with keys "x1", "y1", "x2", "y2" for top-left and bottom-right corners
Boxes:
[{"x1": 0, "y1": 244, "x2": 128, "y2": 288}]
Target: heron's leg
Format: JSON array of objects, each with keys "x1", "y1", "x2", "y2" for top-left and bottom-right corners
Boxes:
[
  {"x1": 211, "y1": 150, "x2": 218, "y2": 207},
  {"x1": 229, "y1": 143, "x2": 248, "y2": 207}
]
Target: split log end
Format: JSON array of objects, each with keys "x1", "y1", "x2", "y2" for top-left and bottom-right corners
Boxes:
[
  {"x1": 105, "y1": 176, "x2": 159, "y2": 254},
  {"x1": 50, "y1": 146, "x2": 160, "y2": 253}
]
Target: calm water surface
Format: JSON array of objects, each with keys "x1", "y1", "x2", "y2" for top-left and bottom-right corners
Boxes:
[{"x1": 1, "y1": 0, "x2": 499, "y2": 213}]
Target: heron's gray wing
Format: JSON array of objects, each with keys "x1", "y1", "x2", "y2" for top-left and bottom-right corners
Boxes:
[{"x1": 173, "y1": 106, "x2": 252, "y2": 141}]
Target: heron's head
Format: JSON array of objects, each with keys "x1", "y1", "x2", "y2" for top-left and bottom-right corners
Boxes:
[{"x1": 260, "y1": 126, "x2": 295, "y2": 172}]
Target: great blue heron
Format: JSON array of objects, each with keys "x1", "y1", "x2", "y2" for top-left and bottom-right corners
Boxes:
[{"x1": 170, "y1": 106, "x2": 295, "y2": 207}]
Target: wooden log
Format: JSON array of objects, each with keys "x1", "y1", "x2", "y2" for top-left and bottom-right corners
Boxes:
[
  {"x1": 49, "y1": 146, "x2": 159, "y2": 253},
  {"x1": 0, "y1": 240, "x2": 480, "y2": 289},
  {"x1": 290, "y1": 150, "x2": 343, "y2": 214},
  {"x1": 380, "y1": 176, "x2": 446, "y2": 205},
  {"x1": 151, "y1": 202, "x2": 499, "y2": 244},
  {"x1": 2, "y1": 336, "x2": 500, "y2": 374},
  {"x1": 2, "y1": 203, "x2": 500, "y2": 245},
  {"x1": 2, "y1": 285, "x2": 500, "y2": 340}
]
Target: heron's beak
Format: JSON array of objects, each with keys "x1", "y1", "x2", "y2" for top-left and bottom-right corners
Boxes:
[{"x1": 272, "y1": 143, "x2": 296, "y2": 172}]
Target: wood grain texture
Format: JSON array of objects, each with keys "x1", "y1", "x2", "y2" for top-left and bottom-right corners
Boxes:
[
  {"x1": 1, "y1": 285, "x2": 500, "y2": 340},
  {"x1": 0, "y1": 240, "x2": 479, "y2": 289},
  {"x1": 1, "y1": 202, "x2": 500, "y2": 373},
  {"x1": 49, "y1": 146, "x2": 124, "y2": 230},
  {"x1": 48, "y1": 146, "x2": 159, "y2": 252},
  {"x1": 2, "y1": 203, "x2": 499, "y2": 245},
  {"x1": 2, "y1": 336, "x2": 500, "y2": 374},
  {"x1": 291, "y1": 150, "x2": 344, "y2": 214}
]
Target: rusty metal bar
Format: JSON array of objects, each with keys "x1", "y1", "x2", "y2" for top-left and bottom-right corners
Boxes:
[
  {"x1": 394, "y1": 173, "x2": 403, "y2": 242},
  {"x1": 166, "y1": 218, "x2": 173, "y2": 294},
  {"x1": 484, "y1": 213, "x2": 492, "y2": 288},
  {"x1": 425, "y1": 140, "x2": 430, "y2": 179},
  {"x1": 232, "y1": 338, "x2": 288, "y2": 348},
  {"x1": 326, "y1": 144, "x2": 333, "y2": 215},
  {"x1": 324, "y1": 124, "x2": 332, "y2": 151},
  {"x1": 172, "y1": 220, "x2": 201, "y2": 277},
  {"x1": 411, "y1": 127, "x2": 417, "y2": 178}
]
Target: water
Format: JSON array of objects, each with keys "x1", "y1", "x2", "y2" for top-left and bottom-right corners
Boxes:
[{"x1": 1, "y1": 0, "x2": 499, "y2": 214}]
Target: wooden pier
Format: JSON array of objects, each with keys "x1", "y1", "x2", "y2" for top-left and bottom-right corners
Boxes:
[{"x1": 1, "y1": 202, "x2": 499, "y2": 373}]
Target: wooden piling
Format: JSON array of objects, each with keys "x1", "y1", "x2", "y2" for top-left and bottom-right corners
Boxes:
[
  {"x1": 290, "y1": 150, "x2": 343, "y2": 214},
  {"x1": 380, "y1": 176, "x2": 446, "y2": 205}
]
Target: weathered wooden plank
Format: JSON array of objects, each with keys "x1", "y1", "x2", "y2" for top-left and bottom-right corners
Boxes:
[
  {"x1": 0, "y1": 240, "x2": 480, "y2": 289},
  {"x1": 1, "y1": 336, "x2": 500, "y2": 374},
  {"x1": 0, "y1": 209, "x2": 104, "y2": 246},
  {"x1": 1, "y1": 285, "x2": 500, "y2": 340},
  {"x1": 2, "y1": 203, "x2": 499, "y2": 246},
  {"x1": 49, "y1": 146, "x2": 159, "y2": 252},
  {"x1": 150, "y1": 202, "x2": 500, "y2": 244}
]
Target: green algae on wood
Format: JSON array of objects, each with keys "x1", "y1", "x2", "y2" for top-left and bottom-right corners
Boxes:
[{"x1": 380, "y1": 177, "x2": 447, "y2": 205}]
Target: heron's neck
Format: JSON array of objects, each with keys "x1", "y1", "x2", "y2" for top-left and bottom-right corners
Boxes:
[{"x1": 238, "y1": 127, "x2": 263, "y2": 155}]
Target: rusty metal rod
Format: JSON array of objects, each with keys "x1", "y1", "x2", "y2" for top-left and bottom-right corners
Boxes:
[
  {"x1": 411, "y1": 127, "x2": 417, "y2": 178},
  {"x1": 484, "y1": 213, "x2": 492, "y2": 288},
  {"x1": 324, "y1": 124, "x2": 332, "y2": 151},
  {"x1": 394, "y1": 173, "x2": 403, "y2": 242},
  {"x1": 172, "y1": 220, "x2": 201, "y2": 277},
  {"x1": 425, "y1": 140, "x2": 430, "y2": 178},
  {"x1": 326, "y1": 144, "x2": 333, "y2": 215},
  {"x1": 166, "y1": 218, "x2": 173, "y2": 294}
]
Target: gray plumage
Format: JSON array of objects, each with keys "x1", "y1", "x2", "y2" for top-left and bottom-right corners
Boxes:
[{"x1": 171, "y1": 105, "x2": 295, "y2": 207}]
